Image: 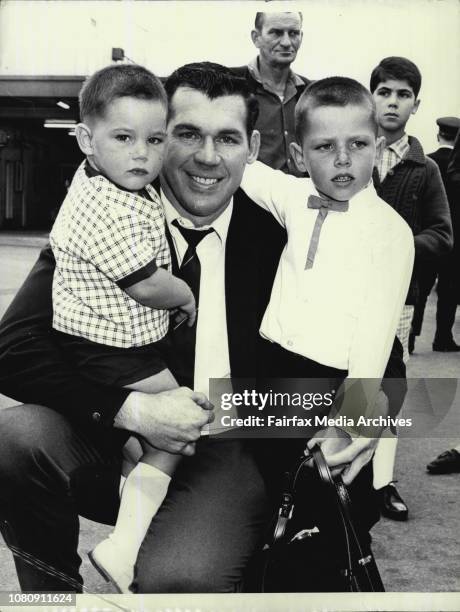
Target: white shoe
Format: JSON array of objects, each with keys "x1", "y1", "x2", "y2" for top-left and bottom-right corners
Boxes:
[{"x1": 88, "y1": 539, "x2": 134, "y2": 593}]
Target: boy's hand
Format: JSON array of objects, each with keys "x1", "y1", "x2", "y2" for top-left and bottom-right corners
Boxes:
[
  {"x1": 173, "y1": 294, "x2": 197, "y2": 328},
  {"x1": 307, "y1": 426, "x2": 378, "y2": 485}
]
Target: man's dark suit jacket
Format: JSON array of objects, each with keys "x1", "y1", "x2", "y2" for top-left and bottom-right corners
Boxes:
[{"x1": 0, "y1": 188, "x2": 286, "y2": 432}]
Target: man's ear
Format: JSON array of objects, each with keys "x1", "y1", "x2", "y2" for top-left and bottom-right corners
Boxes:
[
  {"x1": 75, "y1": 123, "x2": 94, "y2": 156},
  {"x1": 375, "y1": 136, "x2": 386, "y2": 164},
  {"x1": 290, "y1": 141, "x2": 307, "y2": 174},
  {"x1": 411, "y1": 98, "x2": 421, "y2": 116},
  {"x1": 251, "y1": 29, "x2": 261, "y2": 49},
  {"x1": 247, "y1": 130, "x2": 260, "y2": 164}
]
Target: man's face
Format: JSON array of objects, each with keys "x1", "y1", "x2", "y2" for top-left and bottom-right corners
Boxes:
[
  {"x1": 251, "y1": 13, "x2": 303, "y2": 68},
  {"x1": 291, "y1": 104, "x2": 382, "y2": 201},
  {"x1": 162, "y1": 87, "x2": 259, "y2": 225},
  {"x1": 79, "y1": 97, "x2": 167, "y2": 191},
  {"x1": 373, "y1": 79, "x2": 420, "y2": 134}
]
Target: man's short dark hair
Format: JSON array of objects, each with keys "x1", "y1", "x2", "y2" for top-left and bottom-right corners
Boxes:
[
  {"x1": 369, "y1": 56, "x2": 422, "y2": 98},
  {"x1": 254, "y1": 11, "x2": 303, "y2": 31},
  {"x1": 295, "y1": 77, "x2": 378, "y2": 143},
  {"x1": 164, "y1": 62, "x2": 259, "y2": 139},
  {"x1": 79, "y1": 63, "x2": 167, "y2": 123}
]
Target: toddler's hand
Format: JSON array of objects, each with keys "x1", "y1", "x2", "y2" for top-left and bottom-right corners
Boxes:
[{"x1": 175, "y1": 294, "x2": 196, "y2": 328}]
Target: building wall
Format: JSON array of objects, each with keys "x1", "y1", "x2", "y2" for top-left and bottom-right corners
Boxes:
[
  {"x1": 1, "y1": 0, "x2": 459, "y2": 152},
  {"x1": 0, "y1": 0, "x2": 459, "y2": 227},
  {"x1": 0, "y1": 121, "x2": 81, "y2": 229}
]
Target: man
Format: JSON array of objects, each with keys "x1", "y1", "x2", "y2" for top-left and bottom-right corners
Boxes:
[
  {"x1": 426, "y1": 129, "x2": 460, "y2": 474},
  {"x1": 0, "y1": 63, "x2": 389, "y2": 593},
  {"x1": 410, "y1": 116, "x2": 460, "y2": 353},
  {"x1": 232, "y1": 11, "x2": 310, "y2": 176}
]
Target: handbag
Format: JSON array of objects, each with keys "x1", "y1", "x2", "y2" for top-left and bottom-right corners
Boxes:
[{"x1": 245, "y1": 446, "x2": 385, "y2": 592}]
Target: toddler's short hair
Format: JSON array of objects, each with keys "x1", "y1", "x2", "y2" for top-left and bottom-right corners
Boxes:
[
  {"x1": 79, "y1": 63, "x2": 167, "y2": 123},
  {"x1": 369, "y1": 57, "x2": 422, "y2": 98},
  {"x1": 295, "y1": 76, "x2": 377, "y2": 143}
]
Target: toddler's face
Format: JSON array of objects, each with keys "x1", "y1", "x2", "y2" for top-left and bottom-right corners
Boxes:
[
  {"x1": 293, "y1": 104, "x2": 380, "y2": 201},
  {"x1": 84, "y1": 96, "x2": 167, "y2": 191}
]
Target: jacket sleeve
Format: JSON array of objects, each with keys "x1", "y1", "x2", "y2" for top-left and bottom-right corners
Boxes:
[
  {"x1": 446, "y1": 133, "x2": 460, "y2": 215},
  {"x1": 0, "y1": 245, "x2": 129, "y2": 428},
  {"x1": 415, "y1": 157, "x2": 453, "y2": 262}
]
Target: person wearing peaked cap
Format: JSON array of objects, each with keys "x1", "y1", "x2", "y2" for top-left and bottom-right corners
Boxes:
[
  {"x1": 410, "y1": 115, "x2": 460, "y2": 353},
  {"x1": 426, "y1": 125, "x2": 460, "y2": 474},
  {"x1": 436, "y1": 116, "x2": 460, "y2": 138}
]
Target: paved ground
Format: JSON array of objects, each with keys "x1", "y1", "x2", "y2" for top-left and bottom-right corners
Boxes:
[{"x1": 0, "y1": 235, "x2": 459, "y2": 595}]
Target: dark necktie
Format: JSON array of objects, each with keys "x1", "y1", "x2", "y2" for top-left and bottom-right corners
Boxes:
[
  {"x1": 171, "y1": 220, "x2": 214, "y2": 378},
  {"x1": 305, "y1": 194, "x2": 349, "y2": 270}
]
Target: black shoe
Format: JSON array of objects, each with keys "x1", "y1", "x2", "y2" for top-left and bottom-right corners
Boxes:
[
  {"x1": 427, "y1": 449, "x2": 460, "y2": 474},
  {"x1": 377, "y1": 483, "x2": 408, "y2": 521},
  {"x1": 432, "y1": 339, "x2": 460, "y2": 352},
  {"x1": 408, "y1": 333, "x2": 415, "y2": 354}
]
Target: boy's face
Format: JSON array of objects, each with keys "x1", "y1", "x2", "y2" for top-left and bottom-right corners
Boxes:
[
  {"x1": 372, "y1": 79, "x2": 419, "y2": 134},
  {"x1": 291, "y1": 104, "x2": 382, "y2": 201},
  {"x1": 77, "y1": 96, "x2": 167, "y2": 191}
]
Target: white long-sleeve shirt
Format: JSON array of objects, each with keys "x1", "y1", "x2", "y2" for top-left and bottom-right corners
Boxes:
[{"x1": 241, "y1": 161, "x2": 414, "y2": 381}]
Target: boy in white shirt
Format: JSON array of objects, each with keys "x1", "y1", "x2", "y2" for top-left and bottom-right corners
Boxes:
[{"x1": 242, "y1": 77, "x2": 414, "y2": 473}]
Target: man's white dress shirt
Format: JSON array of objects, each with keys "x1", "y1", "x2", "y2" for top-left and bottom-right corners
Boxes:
[{"x1": 162, "y1": 193, "x2": 232, "y2": 397}]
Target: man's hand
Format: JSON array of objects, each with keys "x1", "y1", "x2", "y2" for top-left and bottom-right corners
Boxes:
[
  {"x1": 115, "y1": 387, "x2": 214, "y2": 456},
  {"x1": 307, "y1": 427, "x2": 378, "y2": 485}
]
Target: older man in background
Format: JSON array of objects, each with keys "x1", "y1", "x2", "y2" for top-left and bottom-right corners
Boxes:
[{"x1": 232, "y1": 11, "x2": 310, "y2": 175}]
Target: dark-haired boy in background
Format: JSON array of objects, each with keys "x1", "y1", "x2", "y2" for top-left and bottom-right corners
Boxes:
[{"x1": 369, "y1": 57, "x2": 452, "y2": 521}]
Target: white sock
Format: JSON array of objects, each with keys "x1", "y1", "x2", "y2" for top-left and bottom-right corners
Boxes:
[
  {"x1": 109, "y1": 462, "x2": 171, "y2": 565},
  {"x1": 373, "y1": 433, "x2": 398, "y2": 490}
]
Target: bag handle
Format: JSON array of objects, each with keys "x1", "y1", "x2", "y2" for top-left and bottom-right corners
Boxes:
[
  {"x1": 311, "y1": 446, "x2": 383, "y2": 591},
  {"x1": 271, "y1": 446, "x2": 383, "y2": 592}
]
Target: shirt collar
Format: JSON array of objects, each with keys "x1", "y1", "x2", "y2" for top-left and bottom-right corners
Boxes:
[
  {"x1": 247, "y1": 56, "x2": 305, "y2": 89},
  {"x1": 386, "y1": 133, "x2": 410, "y2": 160},
  {"x1": 83, "y1": 159, "x2": 152, "y2": 200},
  {"x1": 161, "y1": 190, "x2": 233, "y2": 244}
]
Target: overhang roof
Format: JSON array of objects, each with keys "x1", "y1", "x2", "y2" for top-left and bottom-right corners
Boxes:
[
  {"x1": 0, "y1": 76, "x2": 83, "y2": 119},
  {"x1": 0, "y1": 75, "x2": 85, "y2": 98}
]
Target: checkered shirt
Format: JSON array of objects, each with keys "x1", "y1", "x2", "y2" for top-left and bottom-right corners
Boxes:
[
  {"x1": 50, "y1": 161, "x2": 170, "y2": 348},
  {"x1": 377, "y1": 134, "x2": 410, "y2": 182}
]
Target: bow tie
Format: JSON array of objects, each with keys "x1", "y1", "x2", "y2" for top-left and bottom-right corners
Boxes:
[
  {"x1": 307, "y1": 194, "x2": 349, "y2": 213},
  {"x1": 305, "y1": 194, "x2": 349, "y2": 270}
]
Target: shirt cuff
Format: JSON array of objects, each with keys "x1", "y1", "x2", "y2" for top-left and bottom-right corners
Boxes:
[{"x1": 116, "y1": 258, "x2": 158, "y2": 289}]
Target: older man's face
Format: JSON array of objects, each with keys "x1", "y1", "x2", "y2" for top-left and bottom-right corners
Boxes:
[
  {"x1": 252, "y1": 13, "x2": 303, "y2": 68},
  {"x1": 161, "y1": 87, "x2": 259, "y2": 225}
]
